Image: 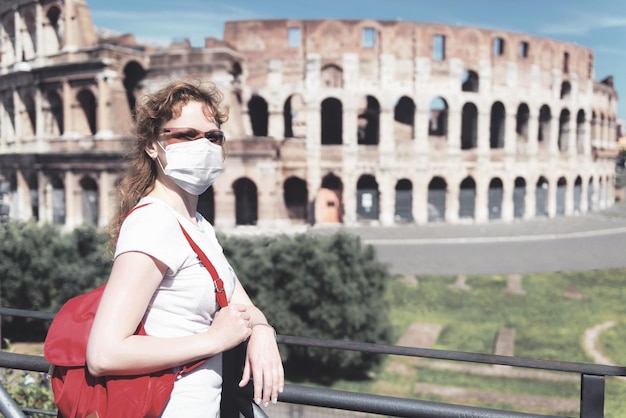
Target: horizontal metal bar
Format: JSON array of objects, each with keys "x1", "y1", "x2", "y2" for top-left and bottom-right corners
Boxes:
[
  {"x1": 277, "y1": 335, "x2": 626, "y2": 377},
  {"x1": 0, "y1": 307, "x2": 55, "y2": 321},
  {"x1": 239, "y1": 384, "x2": 561, "y2": 418},
  {"x1": 0, "y1": 352, "x2": 50, "y2": 373}
]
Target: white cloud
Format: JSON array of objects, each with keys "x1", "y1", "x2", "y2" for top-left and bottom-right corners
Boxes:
[{"x1": 538, "y1": 13, "x2": 626, "y2": 36}]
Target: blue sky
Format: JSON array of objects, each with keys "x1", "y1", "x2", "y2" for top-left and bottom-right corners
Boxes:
[{"x1": 87, "y1": 0, "x2": 626, "y2": 121}]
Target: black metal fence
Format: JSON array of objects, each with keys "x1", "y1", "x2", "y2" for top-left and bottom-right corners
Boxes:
[{"x1": 1, "y1": 306, "x2": 625, "y2": 418}]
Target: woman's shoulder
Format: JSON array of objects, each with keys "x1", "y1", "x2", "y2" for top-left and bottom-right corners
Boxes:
[{"x1": 122, "y1": 197, "x2": 180, "y2": 233}]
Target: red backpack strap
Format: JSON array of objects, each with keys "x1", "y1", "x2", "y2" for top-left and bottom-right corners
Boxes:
[{"x1": 177, "y1": 222, "x2": 229, "y2": 309}]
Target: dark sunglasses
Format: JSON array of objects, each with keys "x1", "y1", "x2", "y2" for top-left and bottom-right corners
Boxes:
[{"x1": 160, "y1": 127, "x2": 225, "y2": 146}]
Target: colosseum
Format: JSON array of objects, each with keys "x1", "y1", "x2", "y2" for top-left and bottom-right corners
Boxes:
[{"x1": 0, "y1": 0, "x2": 619, "y2": 230}]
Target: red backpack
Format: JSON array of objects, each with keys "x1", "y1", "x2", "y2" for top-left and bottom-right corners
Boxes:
[{"x1": 44, "y1": 209, "x2": 228, "y2": 418}]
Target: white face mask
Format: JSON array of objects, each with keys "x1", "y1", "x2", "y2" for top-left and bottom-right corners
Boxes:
[{"x1": 157, "y1": 138, "x2": 224, "y2": 195}]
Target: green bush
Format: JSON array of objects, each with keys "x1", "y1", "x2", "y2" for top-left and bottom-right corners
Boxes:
[
  {"x1": 220, "y1": 231, "x2": 393, "y2": 381},
  {"x1": 0, "y1": 221, "x2": 112, "y2": 341}
]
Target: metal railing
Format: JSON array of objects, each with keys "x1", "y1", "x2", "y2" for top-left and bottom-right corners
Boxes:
[{"x1": 2, "y1": 306, "x2": 625, "y2": 417}]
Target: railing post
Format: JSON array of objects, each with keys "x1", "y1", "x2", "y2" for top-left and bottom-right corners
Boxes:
[{"x1": 580, "y1": 374, "x2": 605, "y2": 418}]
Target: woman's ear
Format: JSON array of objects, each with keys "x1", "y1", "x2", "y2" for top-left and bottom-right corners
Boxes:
[{"x1": 145, "y1": 141, "x2": 159, "y2": 160}]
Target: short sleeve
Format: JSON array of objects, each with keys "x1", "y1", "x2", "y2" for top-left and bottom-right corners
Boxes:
[{"x1": 114, "y1": 203, "x2": 189, "y2": 275}]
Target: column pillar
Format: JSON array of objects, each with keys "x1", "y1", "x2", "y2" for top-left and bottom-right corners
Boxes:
[
  {"x1": 343, "y1": 172, "x2": 357, "y2": 225},
  {"x1": 527, "y1": 109, "x2": 539, "y2": 156},
  {"x1": 35, "y1": 86, "x2": 44, "y2": 150},
  {"x1": 379, "y1": 173, "x2": 394, "y2": 226},
  {"x1": 477, "y1": 110, "x2": 490, "y2": 159},
  {"x1": 446, "y1": 180, "x2": 459, "y2": 223},
  {"x1": 96, "y1": 71, "x2": 114, "y2": 138},
  {"x1": 474, "y1": 176, "x2": 488, "y2": 223},
  {"x1": 14, "y1": 9, "x2": 23, "y2": 62},
  {"x1": 214, "y1": 186, "x2": 235, "y2": 228},
  {"x1": 414, "y1": 107, "x2": 429, "y2": 158},
  {"x1": 62, "y1": 78, "x2": 75, "y2": 137},
  {"x1": 64, "y1": 170, "x2": 78, "y2": 228}
]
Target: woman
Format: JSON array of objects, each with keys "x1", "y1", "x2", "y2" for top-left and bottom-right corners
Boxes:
[{"x1": 86, "y1": 80, "x2": 283, "y2": 417}]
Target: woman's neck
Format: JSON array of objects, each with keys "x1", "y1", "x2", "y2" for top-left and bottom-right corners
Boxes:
[{"x1": 147, "y1": 181, "x2": 198, "y2": 224}]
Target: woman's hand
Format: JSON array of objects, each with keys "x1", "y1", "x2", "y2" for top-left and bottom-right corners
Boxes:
[
  {"x1": 238, "y1": 324, "x2": 284, "y2": 407},
  {"x1": 207, "y1": 304, "x2": 252, "y2": 351}
]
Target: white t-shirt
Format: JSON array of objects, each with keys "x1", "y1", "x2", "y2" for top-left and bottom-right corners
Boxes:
[{"x1": 115, "y1": 196, "x2": 236, "y2": 418}]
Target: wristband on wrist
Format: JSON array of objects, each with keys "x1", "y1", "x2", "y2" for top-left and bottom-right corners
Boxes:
[{"x1": 251, "y1": 322, "x2": 277, "y2": 337}]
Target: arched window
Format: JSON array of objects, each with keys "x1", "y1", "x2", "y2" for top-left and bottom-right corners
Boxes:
[
  {"x1": 461, "y1": 103, "x2": 478, "y2": 150},
  {"x1": 283, "y1": 176, "x2": 308, "y2": 221},
  {"x1": 357, "y1": 95, "x2": 380, "y2": 145},
  {"x1": 356, "y1": 175, "x2": 379, "y2": 221},
  {"x1": 489, "y1": 102, "x2": 506, "y2": 149},
  {"x1": 461, "y1": 70, "x2": 479, "y2": 92},
  {"x1": 321, "y1": 98, "x2": 343, "y2": 145},
  {"x1": 233, "y1": 178, "x2": 258, "y2": 225},
  {"x1": 488, "y1": 178, "x2": 503, "y2": 220},
  {"x1": 427, "y1": 177, "x2": 446, "y2": 222},
  {"x1": 459, "y1": 177, "x2": 476, "y2": 219},
  {"x1": 80, "y1": 176, "x2": 98, "y2": 225},
  {"x1": 248, "y1": 95, "x2": 269, "y2": 137},
  {"x1": 394, "y1": 96, "x2": 415, "y2": 140},
  {"x1": 394, "y1": 179, "x2": 413, "y2": 223}
]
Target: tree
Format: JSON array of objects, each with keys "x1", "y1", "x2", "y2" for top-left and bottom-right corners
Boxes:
[
  {"x1": 220, "y1": 231, "x2": 392, "y2": 381},
  {"x1": 0, "y1": 221, "x2": 111, "y2": 341}
]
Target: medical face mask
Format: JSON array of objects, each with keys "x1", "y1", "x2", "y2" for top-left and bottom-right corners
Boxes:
[{"x1": 156, "y1": 138, "x2": 224, "y2": 195}]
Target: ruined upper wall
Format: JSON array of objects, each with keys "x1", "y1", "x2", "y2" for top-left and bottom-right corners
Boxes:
[{"x1": 223, "y1": 19, "x2": 597, "y2": 91}]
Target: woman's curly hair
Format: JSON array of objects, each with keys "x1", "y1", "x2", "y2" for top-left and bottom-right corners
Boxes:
[{"x1": 108, "y1": 80, "x2": 229, "y2": 250}]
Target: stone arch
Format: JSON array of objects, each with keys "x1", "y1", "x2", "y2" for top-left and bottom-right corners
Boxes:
[
  {"x1": 356, "y1": 174, "x2": 379, "y2": 221},
  {"x1": 283, "y1": 93, "x2": 306, "y2": 138},
  {"x1": 490, "y1": 101, "x2": 506, "y2": 149},
  {"x1": 461, "y1": 102, "x2": 478, "y2": 150},
  {"x1": 248, "y1": 95, "x2": 269, "y2": 137},
  {"x1": 19, "y1": 91, "x2": 36, "y2": 138},
  {"x1": 394, "y1": 96, "x2": 415, "y2": 140},
  {"x1": 516, "y1": 103, "x2": 530, "y2": 145},
  {"x1": 428, "y1": 176, "x2": 447, "y2": 222},
  {"x1": 462, "y1": 70, "x2": 479, "y2": 92},
  {"x1": 538, "y1": 105, "x2": 551, "y2": 149},
  {"x1": 574, "y1": 176, "x2": 582, "y2": 213},
  {"x1": 536, "y1": 176, "x2": 549, "y2": 217},
  {"x1": 558, "y1": 108, "x2": 570, "y2": 153},
  {"x1": 283, "y1": 176, "x2": 308, "y2": 221},
  {"x1": 22, "y1": 9, "x2": 37, "y2": 61},
  {"x1": 43, "y1": 4, "x2": 63, "y2": 54},
  {"x1": 49, "y1": 172, "x2": 66, "y2": 225},
  {"x1": 576, "y1": 109, "x2": 585, "y2": 154},
  {"x1": 588, "y1": 176, "x2": 595, "y2": 211},
  {"x1": 357, "y1": 95, "x2": 380, "y2": 145},
  {"x1": 321, "y1": 97, "x2": 342, "y2": 145},
  {"x1": 123, "y1": 60, "x2": 146, "y2": 116},
  {"x1": 488, "y1": 177, "x2": 503, "y2": 220},
  {"x1": 459, "y1": 177, "x2": 476, "y2": 219},
  {"x1": 428, "y1": 97, "x2": 448, "y2": 137},
  {"x1": 77, "y1": 89, "x2": 97, "y2": 135},
  {"x1": 513, "y1": 177, "x2": 526, "y2": 219},
  {"x1": 79, "y1": 175, "x2": 98, "y2": 225},
  {"x1": 44, "y1": 89, "x2": 64, "y2": 136},
  {"x1": 321, "y1": 64, "x2": 343, "y2": 88},
  {"x1": 394, "y1": 179, "x2": 413, "y2": 223},
  {"x1": 2, "y1": 15, "x2": 16, "y2": 65},
  {"x1": 556, "y1": 176, "x2": 567, "y2": 215},
  {"x1": 233, "y1": 177, "x2": 258, "y2": 225},
  {"x1": 560, "y1": 81, "x2": 572, "y2": 100},
  {"x1": 317, "y1": 172, "x2": 343, "y2": 223}
]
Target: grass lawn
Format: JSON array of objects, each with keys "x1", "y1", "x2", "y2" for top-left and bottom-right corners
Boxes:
[{"x1": 328, "y1": 268, "x2": 626, "y2": 417}]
